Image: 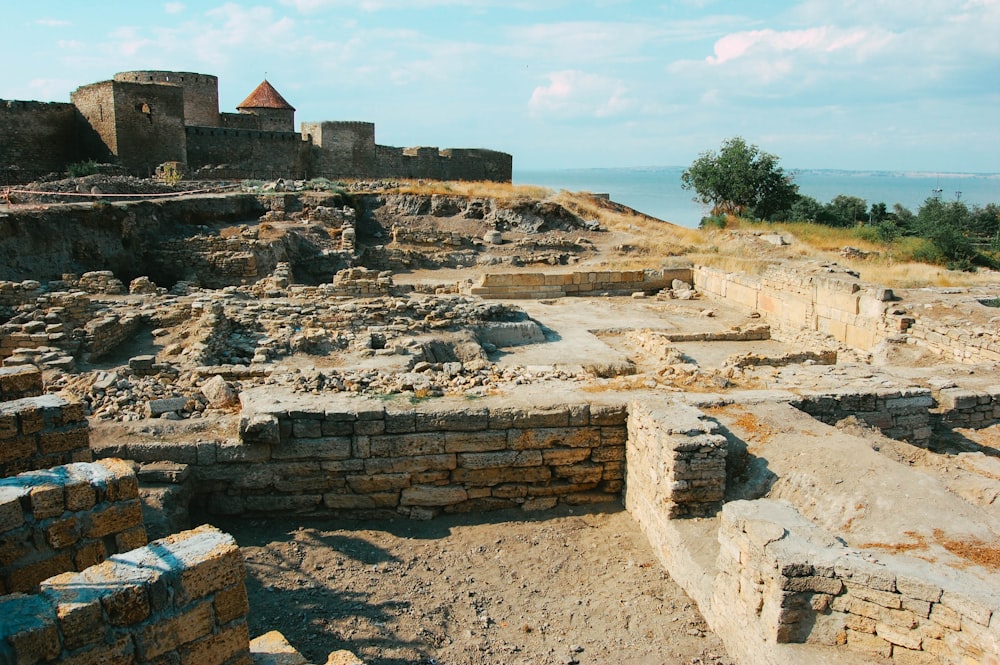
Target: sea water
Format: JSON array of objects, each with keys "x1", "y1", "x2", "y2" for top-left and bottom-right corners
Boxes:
[{"x1": 515, "y1": 166, "x2": 1000, "y2": 228}]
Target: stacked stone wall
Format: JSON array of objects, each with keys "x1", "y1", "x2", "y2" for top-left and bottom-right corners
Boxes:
[
  {"x1": 934, "y1": 387, "x2": 1000, "y2": 429},
  {"x1": 107, "y1": 81, "x2": 187, "y2": 175},
  {"x1": 0, "y1": 366, "x2": 44, "y2": 401},
  {"x1": 625, "y1": 401, "x2": 727, "y2": 519},
  {"x1": 0, "y1": 280, "x2": 45, "y2": 307},
  {"x1": 96, "y1": 396, "x2": 626, "y2": 518},
  {"x1": 717, "y1": 499, "x2": 999, "y2": 664},
  {"x1": 906, "y1": 319, "x2": 1000, "y2": 364},
  {"x1": 82, "y1": 312, "x2": 143, "y2": 362},
  {"x1": 185, "y1": 127, "x2": 309, "y2": 180},
  {"x1": 1, "y1": 290, "x2": 92, "y2": 361},
  {"x1": 792, "y1": 388, "x2": 935, "y2": 446},
  {"x1": 391, "y1": 226, "x2": 471, "y2": 247},
  {"x1": 0, "y1": 458, "x2": 146, "y2": 593},
  {"x1": 69, "y1": 82, "x2": 119, "y2": 162},
  {"x1": 114, "y1": 70, "x2": 220, "y2": 128},
  {"x1": 466, "y1": 268, "x2": 690, "y2": 299},
  {"x1": 374, "y1": 145, "x2": 512, "y2": 183},
  {"x1": 0, "y1": 101, "x2": 83, "y2": 181},
  {"x1": 693, "y1": 266, "x2": 900, "y2": 351},
  {"x1": 302, "y1": 121, "x2": 377, "y2": 178},
  {"x1": 0, "y1": 525, "x2": 250, "y2": 665},
  {"x1": 0, "y1": 394, "x2": 91, "y2": 477}
]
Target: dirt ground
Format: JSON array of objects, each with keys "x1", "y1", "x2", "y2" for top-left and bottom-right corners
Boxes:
[{"x1": 208, "y1": 504, "x2": 731, "y2": 665}]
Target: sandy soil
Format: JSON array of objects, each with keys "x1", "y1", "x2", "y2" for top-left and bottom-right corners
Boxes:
[{"x1": 209, "y1": 505, "x2": 731, "y2": 665}]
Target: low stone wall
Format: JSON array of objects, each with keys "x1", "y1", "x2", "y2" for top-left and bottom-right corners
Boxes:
[
  {"x1": 693, "y1": 265, "x2": 900, "y2": 351},
  {"x1": 0, "y1": 366, "x2": 43, "y2": 401},
  {"x1": 82, "y1": 312, "x2": 143, "y2": 362},
  {"x1": 466, "y1": 268, "x2": 691, "y2": 299},
  {"x1": 232, "y1": 394, "x2": 626, "y2": 518},
  {"x1": 792, "y1": 387, "x2": 935, "y2": 447},
  {"x1": 0, "y1": 458, "x2": 146, "y2": 594},
  {"x1": 391, "y1": 226, "x2": 470, "y2": 247},
  {"x1": 0, "y1": 280, "x2": 44, "y2": 307},
  {"x1": 717, "y1": 499, "x2": 1000, "y2": 664},
  {"x1": 0, "y1": 290, "x2": 92, "y2": 361},
  {"x1": 907, "y1": 319, "x2": 1000, "y2": 364},
  {"x1": 0, "y1": 525, "x2": 250, "y2": 665},
  {"x1": 625, "y1": 400, "x2": 726, "y2": 518},
  {"x1": 0, "y1": 394, "x2": 92, "y2": 477},
  {"x1": 934, "y1": 386, "x2": 1000, "y2": 429},
  {"x1": 97, "y1": 394, "x2": 627, "y2": 519}
]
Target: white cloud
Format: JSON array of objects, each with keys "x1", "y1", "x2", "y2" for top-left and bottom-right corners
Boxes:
[
  {"x1": 707, "y1": 27, "x2": 875, "y2": 65},
  {"x1": 109, "y1": 27, "x2": 154, "y2": 57},
  {"x1": 529, "y1": 70, "x2": 633, "y2": 119},
  {"x1": 281, "y1": 0, "x2": 559, "y2": 12},
  {"x1": 164, "y1": 3, "x2": 185, "y2": 14}
]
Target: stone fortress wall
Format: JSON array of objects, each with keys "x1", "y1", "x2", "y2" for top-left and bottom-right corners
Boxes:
[
  {"x1": 0, "y1": 101, "x2": 85, "y2": 181},
  {"x1": 1, "y1": 70, "x2": 512, "y2": 182}
]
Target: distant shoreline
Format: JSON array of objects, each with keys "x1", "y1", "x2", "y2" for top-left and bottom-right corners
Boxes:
[{"x1": 515, "y1": 166, "x2": 1000, "y2": 228}]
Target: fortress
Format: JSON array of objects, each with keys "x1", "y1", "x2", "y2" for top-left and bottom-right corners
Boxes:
[{"x1": 0, "y1": 70, "x2": 512, "y2": 183}]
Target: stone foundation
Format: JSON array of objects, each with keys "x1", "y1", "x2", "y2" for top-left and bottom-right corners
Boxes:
[
  {"x1": 0, "y1": 525, "x2": 250, "y2": 665},
  {"x1": 716, "y1": 499, "x2": 1000, "y2": 664},
  {"x1": 95, "y1": 393, "x2": 628, "y2": 519},
  {"x1": 0, "y1": 394, "x2": 92, "y2": 477},
  {"x1": 793, "y1": 388, "x2": 935, "y2": 447},
  {"x1": 0, "y1": 458, "x2": 146, "y2": 593},
  {"x1": 693, "y1": 265, "x2": 899, "y2": 350},
  {"x1": 465, "y1": 268, "x2": 690, "y2": 299},
  {"x1": 626, "y1": 401, "x2": 727, "y2": 518},
  {"x1": 934, "y1": 386, "x2": 1000, "y2": 429}
]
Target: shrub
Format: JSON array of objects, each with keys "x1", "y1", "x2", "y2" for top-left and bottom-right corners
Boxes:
[
  {"x1": 699, "y1": 214, "x2": 728, "y2": 230},
  {"x1": 66, "y1": 160, "x2": 99, "y2": 178}
]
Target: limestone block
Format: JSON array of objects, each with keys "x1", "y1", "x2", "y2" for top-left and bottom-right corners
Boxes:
[
  {"x1": 415, "y1": 407, "x2": 489, "y2": 432},
  {"x1": 179, "y1": 620, "x2": 250, "y2": 665},
  {"x1": 146, "y1": 396, "x2": 190, "y2": 418},
  {"x1": 250, "y1": 630, "x2": 309, "y2": 665},
  {"x1": 363, "y1": 454, "x2": 456, "y2": 475},
  {"x1": 443, "y1": 430, "x2": 507, "y2": 453},
  {"x1": 400, "y1": 485, "x2": 468, "y2": 506},
  {"x1": 451, "y1": 466, "x2": 551, "y2": 486},
  {"x1": 240, "y1": 413, "x2": 279, "y2": 445},
  {"x1": 542, "y1": 448, "x2": 592, "y2": 465},
  {"x1": 370, "y1": 432, "x2": 445, "y2": 457},
  {"x1": 458, "y1": 450, "x2": 543, "y2": 469},
  {"x1": 135, "y1": 601, "x2": 215, "y2": 659},
  {"x1": 272, "y1": 437, "x2": 351, "y2": 461},
  {"x1": 0, "y1": 593, "x2": 61, "y2": 663},
  {"x1": 507, "y1": 427, "x2": 600, "y2": 450},
  {"x1": 489, "y1": 405, "x2": 570, "y2": 429}
]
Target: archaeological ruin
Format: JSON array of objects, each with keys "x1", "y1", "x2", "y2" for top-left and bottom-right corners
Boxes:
[{"x1": 0, "y1": 174, "x2": 998, "y2": 664}]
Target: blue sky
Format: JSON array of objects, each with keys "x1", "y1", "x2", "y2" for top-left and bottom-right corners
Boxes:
[{"x1": 3, "y1": 1, "x2": 999, "y2": 173}]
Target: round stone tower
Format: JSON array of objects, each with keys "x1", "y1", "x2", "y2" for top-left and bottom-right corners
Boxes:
[{"x1": 113, "y1": 71, "x2": 220, "y2": 127}]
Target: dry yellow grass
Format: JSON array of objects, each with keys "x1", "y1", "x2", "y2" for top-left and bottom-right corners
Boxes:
[{"x1": 374, "y1": 178, "x2": 553, "y2": 200}]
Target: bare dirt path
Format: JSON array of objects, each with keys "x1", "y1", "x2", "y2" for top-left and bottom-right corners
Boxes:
[{"x1": 209, "y1": 505, "x2": 731, "y2": 665}]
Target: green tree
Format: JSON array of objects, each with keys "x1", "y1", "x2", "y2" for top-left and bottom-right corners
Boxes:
[
  {"x1": 869, "y1": 202, "x2": 889, "y2": 224},
  {"x1": 681, "y1": 137, "x2": 799, "y2": 220},
  {"x1": 824, "y1": 195, "x2": 868, "y2": 227}
]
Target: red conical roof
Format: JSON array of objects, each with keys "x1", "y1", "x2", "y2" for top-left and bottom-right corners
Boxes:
[{"x1": 237, "y1": 80, "x2": 295, "y2": 111}]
